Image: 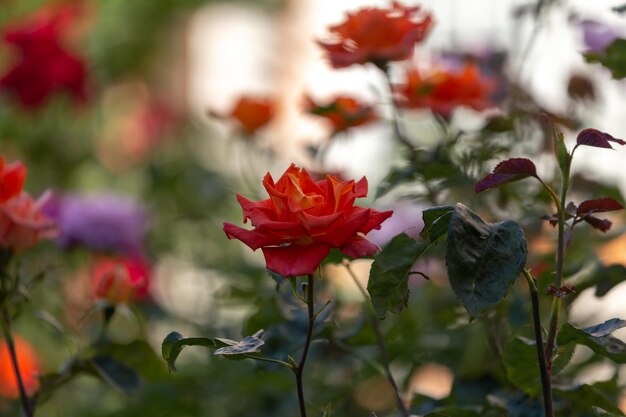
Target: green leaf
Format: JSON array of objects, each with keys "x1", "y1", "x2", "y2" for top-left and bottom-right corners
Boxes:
[
  {"x1": 555, "y1": 132, "x2": 571, "y2": 187},
  {"x1": 421, "y1": 205, "x2": 455, "y2": 242},
  {"x1": 91, "y1": 356, "x2": 140, "y2": 395},
  {"x1": 162, "y1": 330, "x2": 266, "y2": 372},
  {"x1": 424, "y1": 407, "x2": 482, "y2": 417},
  {"x1": 584, "y1": 38, "x2": 626, "y2": 79},
  {"x1": 213, "y1": 330, "x2": 265, "y2": 356},
  {"x1": 503, "y1": 337, "x2": 540, "y2": 395},
  {"x1": 367, "y1": 233, "x2": 429, "y2": 318},
  {"x1": 503, "y1": 337, "x2": 574, "y2": 395},
  {"x1": 375, "y1": 165, "x2": 418, "y2": 198},
  {"x1": 162, "y1": 331, "x2": 220, "y2": 372},
  {"x1": 557, "y1": 319, "x2": 626, "y2": 363},
  {"x1": 554, "y1": 381, "x2": 625, "y2": 415},
  {"x1": 595, "y1": 264, "x2": 626, "y2": 297},
  {"x1": 445, "y1": 204, "x2": 528, "y2": 316}
]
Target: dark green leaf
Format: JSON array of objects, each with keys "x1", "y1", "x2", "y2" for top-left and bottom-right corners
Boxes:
[
  {"x1": 367, "y1": 233, "x2": 429, "y2": 318},
  {"x1": 503, "y1": 337, "x2": 574, "y2": 395},
  {"x1": 554, "y1": 382, "x2": 625, "y2": 415},
  {"x1": 214, "y1": 330, "x2": 265, "y2": 356},
  {"x1": 421, "y1": 205, "x2": 455, "y2": 242},
  {"x1": 91, "y1": 356, "x2": 140, "y2": 396},
  {"x1": 424, "y1": 407, "x2": 482, "y2": 417},
  {"x1": 596, "y1": 265, "x2": 626, "y2": 297},
  {"x1": 584, "y1": 38, "x2": 626, "y2": 79},
  {"x1": 445, "y1": 204, "x2": 528, "y2": 316},
  {"x1": 557, "y1": 319, "x2": 626, "y2": 363},
  {"x1": 555, "y1": 132, "x2": 570, "y2": 184},
  {"x1": 161, "y1": 331, "x2": 220, "y2": 372}
]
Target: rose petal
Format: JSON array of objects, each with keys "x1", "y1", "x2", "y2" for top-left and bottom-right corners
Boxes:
[
  {"x1": 360, "y1": 209, "x2": 394, "y2": 234},
  {"x1": 340, "y1": 237, "x2": 379, "y2": 258},
  {"x1": 262, "y1": 243, "x2": 331, "y2": 277},
  {"x1": 223, "y1": 222, "x2": 286, "y2": 250}
]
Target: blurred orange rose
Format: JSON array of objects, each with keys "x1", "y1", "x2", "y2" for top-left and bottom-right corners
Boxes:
[
  {"x1": 0, "y1": 158, "x2": 26, "y2": 203},
  {"x1": 318, "y1": 2, "x2": 433, "y2": 69},
  {"x1": 394, "y1": 63, "x2": 495, "y2": 117},
  {"x1": 0, "y1": 335, "x2": 41, "y2": 398},
  {"x1": 211, "y1": 96, "x2": 274, "y2": 136},
  {"x1": 305, "y1": 95, "x2": 377, "y2": 135}
]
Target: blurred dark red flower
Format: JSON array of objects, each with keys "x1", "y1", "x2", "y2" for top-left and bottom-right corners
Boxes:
[
  {"x1": 0, "y1": 5, "x2": 88, "y2": 109},
  {"x1": 92, "y1": 255, "x2": 151, "y2": 303},
  {"x1": 223, "y1": 164, "x2": 392, "y2": 277},
  {"x1": 317, "y1": 2, "x2": 433, "y2": 69},
  {"x1": 305, "y1": 95, "x2": 378, "y2": 135},
  {"x1": 0, "y1": 335, "x2": 41, "y2": 399},
  {"x1": 211, "y1": 96, "x2": 274, "y2": 136},
  {"x1": 0, "y1": 157, "x2": 57, "y2": 251},
  {"x1": 394, "y1": 63, "x2": 495, "y2": 117}
]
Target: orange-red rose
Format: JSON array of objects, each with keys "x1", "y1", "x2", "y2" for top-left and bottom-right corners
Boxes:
[
  {"x1": 223, "y1": 164, "x2": 392, "y2": 277},
  {"x1": 211, "y1": 96, "x2": 274, "y2": 136},
  {"x1": 317, "y1": 2, "x2": 433, "y2": 69},
  {"x1": 394, "y1": 63, "x2": 495, "y2": 117},
  {"x1": 0, "y1": 157, "x2": 57, "y2": 251},
  {"x1": 0, "y1": 335, "x2": 41, "y2": 398},
  {"x1": 305, "y1": 95, "x2": 378, "y2": 135}
]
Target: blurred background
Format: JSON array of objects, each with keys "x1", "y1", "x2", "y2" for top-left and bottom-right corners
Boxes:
[{"x1": 2, "y1": 0, "x2": 626, "y2": 416}]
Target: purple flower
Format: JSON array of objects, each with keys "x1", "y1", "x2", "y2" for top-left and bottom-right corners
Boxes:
[
  {"x1": 42, "y1": 193, "x2": 147, "y2": 256},
  {"x1": 580, "y1": 19, "x2": 621, "y2": 53}
]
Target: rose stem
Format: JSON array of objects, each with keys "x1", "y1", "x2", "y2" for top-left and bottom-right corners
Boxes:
[
  {"x1": 0, "y1": 266, "x2": 34, "y2": 417},
  {"x1": 380, "y1": 64, "x2": 415, "y2": 151},
  {"x1": 344, "y1": 262, "x2": 410, "y2": 417},
  {"x1": 523, "y1": 269, "x2": 554, "y2": 417},
  {"x1": 295, "y1": 274, "x2": 315, "y2": 417}
]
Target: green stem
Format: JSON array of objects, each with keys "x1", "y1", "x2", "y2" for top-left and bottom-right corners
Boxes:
[
  {"x1": 0, "y1": 259, "x2": 34, "y2": 417},
  {"x1": 294, "y1": 274, "x2": 315, "y2": 417},
  {"x1": 344, "y1": 263, "x2": 410, "y2": 417},
  {"x1": 380, "y1": 65, "x2": 414, "y2": 151},
  {"x1": 244, "y1": 354, "x2": 293, "y2": 369},
  {"x1": 523, "y1": 269, "x2": 554, "y2": 417}
]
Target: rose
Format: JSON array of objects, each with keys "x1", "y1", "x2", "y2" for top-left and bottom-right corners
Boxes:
[
  {"x1": 0, "y1": 5, "x2": 88, "y2": 109},
  {"x1": 394, "y1": 63, "x2": 495, "y2": 117},
  {"x1": 0, "y1": 335, "x2": 41, "y2": 398},
  {"x1": 210, "y1": 96, "x2": 274, "y2": 136},
  {"x1": 0, "y1": 191, "x2": 58, "y2": 251},
  {"x1": 317, "y1": 1, "x2": 433, "y2": 69},
  {"x1": 92, "y1": 255, "x2": 150, "y2": 303},
  {"x1": 305, "y1": 95, "x2": 378, "y2": 135},
  {"x1": 0, "y1": 158, "x2": 26, "y2": 203},
  {"x1": 223, "y1": 164, "x2": 393, "y2": 277}
]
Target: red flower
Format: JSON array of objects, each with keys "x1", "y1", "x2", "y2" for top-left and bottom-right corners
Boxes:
[
  {"x1": 0, "y1": 158, "x2": 57, "y2": 251},
  {"x1": 92, "y1": 255, "x2": 150, "y2": 304},
  {"x1": 223, "y1": 164, "x2": 393, "y2": 277},
  {"x1": 0, "y1": 158, "x2": 26, "y2": 203},
  {"x1": 0, "y1": 335, "x2": 41, "y2": 398},
  {"x1": 0, "y1": 5, "x2": 88, "y2": 109},
  {"x1": 305, "y1": 95, "x2": 378, "y2": 135},
  {"x1": 317, "y1": 2, "x2": 433, "y2": 69},
  {"x1": 394, "y1": 63, "x2": 495, "y2": 117},
  {"x1": 211, "y1": 96, "x2": 274, "y2": 136}
]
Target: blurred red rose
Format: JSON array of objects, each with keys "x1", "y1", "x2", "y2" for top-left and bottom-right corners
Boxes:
[
  {"x1": 92, "y1": 255, "x2": 150, "y2": 304},
  {"x1": 0, "y1": 158, "x2": 27, "y2": 203},
  {"x1": 305, "y1": 95, "x2": 378, "y2": 135},
  {"x1": 223, "y1": 164, "x2": 393, "y2": 277},
  {"x1": 211, "y1": 96, "x2": 274, "y2": 136},
  {"x1": 0, "y1": 157, "x2": 57, "y2": 251},
  {"x1": 0, "y1": 335, "x2": 41, "y2": 399},
  {"x1": 394, "y1": 63, "x2": 495, "y2": 117},
  {"x1": 318, "y1": 2, "x2": 433, "y2": 69},
  {"x1": 0, "y1": 5, "x2": 88, "y2": 109}
]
